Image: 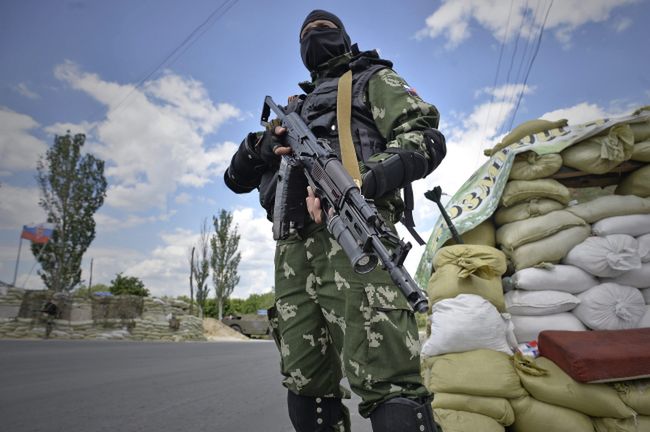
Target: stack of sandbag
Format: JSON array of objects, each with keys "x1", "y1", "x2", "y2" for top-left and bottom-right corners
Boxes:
[
  {"x1": 421, "y1": 349, "x2": 525, "y2": 431},
  {"x1": 421, "y1": 246, "x2": 520, "y2": 430},
  {"x1": 490, "y1": 116, "x2": 650, "y2": 342},
  {"x1": 512, "y1": 355, "x2": 650, "y2": 432}
]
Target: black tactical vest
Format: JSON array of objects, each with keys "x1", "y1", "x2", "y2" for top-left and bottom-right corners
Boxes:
[
  {"x1": 298, "y1": 51, "x2": 393, "y2": 162},
  {"x1": 259, "y1": 51, "x2": 393, "y2": 224}
]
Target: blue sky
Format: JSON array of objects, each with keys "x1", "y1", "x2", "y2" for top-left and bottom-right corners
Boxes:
[{"x1": 1, "y1": 0, "x2": 649, "y2": 299}]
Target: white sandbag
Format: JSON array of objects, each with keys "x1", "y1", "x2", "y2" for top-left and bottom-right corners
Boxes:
[
  {"x1": 640, "y1": 306, "x2": 650, "y2": 328},
  {"x1": 638, "y1": 233, "x2": 650, "y2": 262},
  {"x1": 511, "y1": 313, "x2": 586, "y2": 344},
  {"x1": 642, "y1": 288, "x2": 650, "y2": 305},
  {"x1": 566, "y1": 195, "x2": 650, "y2": 223},
  {"x1": 602, "y1": 263, "x2": 650, "y2": 288},
  {"x1": 505, "y1": 290, "x2": 580, "y2": 316},
  {"x1": 592, "y1": 214, "x2": 650, "y2": 237},
  {"x1": 510, "y1": 265, "x2": 598, "y2": 294},
  {"x1": 563, "y1": 234, "x2": 642, "y2": 277},
  {"x1": 573, "y1": 283, "x2": 646, "y2": 330},
  {"x1": 421, "y1": 294, "x2": 513, "y2": 357}
]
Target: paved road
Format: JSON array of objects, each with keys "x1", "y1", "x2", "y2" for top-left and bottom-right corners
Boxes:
[{"x1": 0, "y1": 339, "x2": 372, "y2": 432}]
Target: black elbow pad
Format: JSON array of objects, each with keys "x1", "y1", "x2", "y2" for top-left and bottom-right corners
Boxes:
[
  {"x1": 224, "y1": 133, "x2": 266, "y2": 193},
  {"x1": 423, "y1": 128, "x2": 446, "y2": 173},
  {"x1": 362, "y1": 149, "x2": 428, "y2": 198}
]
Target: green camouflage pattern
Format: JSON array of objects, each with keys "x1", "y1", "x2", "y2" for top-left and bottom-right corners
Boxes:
[
  {"x1": 367, "y1": 68, "x2": 440, "y2": 160},
  {"x1": 269, "y1": 223, "x2": 429, "y2": 421},
  {"x1": 414, "y1": 109, "x2": 650, "y2": 288}
]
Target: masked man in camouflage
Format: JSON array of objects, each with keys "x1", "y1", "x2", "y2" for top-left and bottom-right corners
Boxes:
[{"x1": 224, "y1": 9, "x2": 445, "y2": 432}]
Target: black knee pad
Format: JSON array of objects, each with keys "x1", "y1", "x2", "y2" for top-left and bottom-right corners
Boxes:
[
  {"x1": 287, "y1": 391, "x2": 346, "y2": 431},
  {"x1": 370, "y1": 397, "x2": 438, "y2": 432}
]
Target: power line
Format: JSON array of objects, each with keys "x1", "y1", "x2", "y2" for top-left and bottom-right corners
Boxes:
[
  {"x1": 480, "y1": 0, "x2": 515, "y2": 144},
  {"x1": 508, "y1": 0, "x2": 554, "y2": 131},
  {"x1": 107, "y1": 0, "x2": 239, "y2": 116}
]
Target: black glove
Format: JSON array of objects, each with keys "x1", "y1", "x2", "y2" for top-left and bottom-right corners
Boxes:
[
  {"x1": 258, "y1": 128, "x2": 287, "y2": 169},
  {"x1": 423, "y1": 128, "x2": 446, "y2": 172}
]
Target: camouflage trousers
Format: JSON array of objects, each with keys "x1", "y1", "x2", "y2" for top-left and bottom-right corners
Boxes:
[{"x1": 268, "y1": 223, "x2": 429, "y2": 421}]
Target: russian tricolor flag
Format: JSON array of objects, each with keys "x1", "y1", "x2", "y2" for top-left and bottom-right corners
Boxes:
[{"x1": 20, "y1": 223, "x2": 54, "y2": 244}]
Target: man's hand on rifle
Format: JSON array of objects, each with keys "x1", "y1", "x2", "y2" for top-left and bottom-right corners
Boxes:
[
  {"x1": 258, "y1": 126, "x2": 289, "y2": 168},
  {"x1": 306, "y1": 186, "x2": 324, "y2": 224}
]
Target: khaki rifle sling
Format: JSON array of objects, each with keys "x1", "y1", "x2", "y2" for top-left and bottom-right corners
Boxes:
[{"x1": 336, "y1": 70, "x2": 362, "y2": 188}]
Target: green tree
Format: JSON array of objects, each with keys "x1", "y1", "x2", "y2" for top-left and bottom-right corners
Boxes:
[
  {"x1": 109, "y1": 273, "x2": 150, "y2": 297},
  {"x1": 189, "y1": 218, "x2": 211, "y2": 316},
  {"x1": 73, "y1": 282, "x2": 110, "y2": 297},
  {"x1": 210, "y1": 210, "x2": 241, "y2": 320},
  {"x1": 32, "y1": 133, "x2": 107, "y2": 292}
]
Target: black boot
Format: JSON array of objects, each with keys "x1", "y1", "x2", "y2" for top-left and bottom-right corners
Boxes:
[
  {"x1": 370, "y1": 397, "x2": 438, "y2": 432},
  {"x1": 287, "y1": 390, "x2": 350, "y2": 431}
]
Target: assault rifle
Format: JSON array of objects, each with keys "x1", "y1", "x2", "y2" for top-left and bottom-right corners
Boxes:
[{"x1": 261, "y1": 96, "x2": 429, "y2": 313}]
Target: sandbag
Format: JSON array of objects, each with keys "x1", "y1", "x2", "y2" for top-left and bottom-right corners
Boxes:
[
  {"x1": 593, "y1": 416, "x2": 650, "y2": 432},
  {"x1": 563, "y1": 235, "x2": 641, "y2": 278},
  {"x1": 603, "y1": 263, "x2": 650, "y2": 289},
  {"x1": 631, "y1": 119, "x2": 650, "y2": 141},
  {"x1": 500, "y1": 179, "x2": 571, "y2": 208},
  {"x1": 592, "y1": 214, "x2": 650, "y2": 237},
  {"x1": 561, "y1": 123, "x2": 634, "y2": 174},
  {"x1": 496, "y1": 210, "x2": 586, "y2": 251},
  {"x1": 613, "y1": 379, "x2": 650, "y2": 416},
  {"x1": 573, "y1": 283, "x2": 646, "y2": 330},
  {"x1": 433, "y1": 244, "x2": 507, "y2": 272},
  {"x1": 640, "y1": 305, "x2": 650, "y2": 327},
  {"x1": 427, "y1": 266, "x2": 506, "y2": 311},
  {"x1": 505, "y1": 290, "x2": 580, "y2": 316},
  {"x1": 643, "y1": 288, "x2": 650, "y2": 305},
  {"x1": 616, "y1": 164, "x2": 650, "y2": 197},
  {"x1": 566, "y1": 195, "x2": 650, "y2": 223},
  {"x1": 632, "y1": 140, "x2": 650, "y2": 162},
  {"x1": 428, "y1": 245, "x2": 507, "y2": 311},
  {"x1": 509, "y1": 396, "x2": 594, "y2": 432},
  {"x1": 487, "y1": 118, "x2": 568, "y2": 155},
  {"x1": 433, "y1": 409, "x2": 504, "y2": 432},
  {"x1": 511, "y1": 313, "x2": 586, "y2": 343},
  {"x1": 509, "y1": 152, "x2": 563, "y2": 180},
  {"x1": 422, "y1": 294, "x2": 513, "y2": 357},
  {"x1": 494, "y1": 199, "x2": 565, "y2": 226},
  {"x1": 508, "y1": 225, "x2": 591, "y2": 271},
  {"x1": 639, "y1": 233, "x2": 650, "y2": 262},
  {"x1": 431, "y1": 394, "x2": 514, "y2": 426},
  {"x1": 515, "y1": 357, "x2": 636, "y2": 418},
  {"x1": 445, "y1": 219, "x2": 496, "y2": 247},
  {"x1": 421, "y1": 350, "x2": 527, "y2": 399},
  {"x1": 510, "y1": 264, "x2": 598, "y2": 294}
]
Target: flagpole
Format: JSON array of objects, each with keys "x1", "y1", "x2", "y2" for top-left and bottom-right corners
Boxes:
[
  {"x1": 12, "y1": 233, "x2": 23, "y2": 286},
  {"x1": 22, "y1": 244, "x2": 47, "y2": 289}
]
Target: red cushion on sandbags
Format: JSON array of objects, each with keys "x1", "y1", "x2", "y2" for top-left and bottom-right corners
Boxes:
[{"x1": 538, "y1": 328, "x2": 650, "y2": 383}]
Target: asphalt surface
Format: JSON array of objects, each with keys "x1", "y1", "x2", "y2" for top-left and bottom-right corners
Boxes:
[{"x1": 0, "y1": 339, "x2": 372, "y2": 432}]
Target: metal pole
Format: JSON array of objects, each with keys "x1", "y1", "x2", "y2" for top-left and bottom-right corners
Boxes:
[
  {"x1": 88, "y1": 258, "x2": 94, "y2": 298},
  {"x1": 12, "y1": 234, "x2": 23, "y2": 286}
]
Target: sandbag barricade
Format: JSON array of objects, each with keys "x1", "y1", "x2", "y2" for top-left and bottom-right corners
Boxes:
[{"x1": 420, "y1": 110, "x2": 650, "y2": 431}]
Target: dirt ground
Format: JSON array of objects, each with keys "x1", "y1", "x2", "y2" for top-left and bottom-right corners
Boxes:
[{"x1": 203, "y1": 317, "x2": 250, "y2": 341}]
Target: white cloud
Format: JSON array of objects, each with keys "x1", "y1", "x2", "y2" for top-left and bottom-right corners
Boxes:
[
  {"x1": 174, "y1": 192, "x2": 192, "y2": 205},
  {"x1": 53, "y1": 61, "x2": 241, "y2": 212},
  {"x1": 0, "y1": 108, "x2": 48, "y2": 175},
  {"x1": 94, "y1": 210, "x2": 176, "y2": 233},
  {"x1": 88, "y1": 207, "x2": 274, "y2": 299},
  {"x1": 14, "y1": 83, "x2": 40, "y2": 100},
  {"x1": 0, "y1": 185, "x2": 46, "y2": 230},
  {"x1": 418, "y1": 0, "x2": 637, "y2": 49}
]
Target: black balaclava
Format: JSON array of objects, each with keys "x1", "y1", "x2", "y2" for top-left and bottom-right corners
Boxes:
[{"x1": 299, "y1": 9, "x2": 352, "y2": 73}]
